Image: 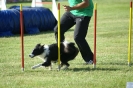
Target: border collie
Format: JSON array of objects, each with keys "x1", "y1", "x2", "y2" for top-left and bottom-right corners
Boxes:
[{"x1": 29, "y1": 41, "x2": 79, "y2": 70}]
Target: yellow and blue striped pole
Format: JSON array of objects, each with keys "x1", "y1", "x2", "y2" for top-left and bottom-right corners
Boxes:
[
  {"x1": 128, "y1": 1, "x2": 132, "y2": 66},
  {"x1": 58, "y1": 3, "x2": 61, "y2": 70}
]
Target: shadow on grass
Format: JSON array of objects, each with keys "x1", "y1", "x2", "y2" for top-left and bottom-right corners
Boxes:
[
  {"x1": 62, "y1": 67, "x2": 120, "y2": 72},
  {"x1": 91, "y1": 67, "x2": 120, "y2": 71},
  {"x1": 98, "y1": 62, "x2": 129, "y2": 65},
  {"x1": 24, "y1": 67, "x2": 120, "y2": 73},
  {"x1": 65, "y1": 67, "x2": 120, "y2": 72}
]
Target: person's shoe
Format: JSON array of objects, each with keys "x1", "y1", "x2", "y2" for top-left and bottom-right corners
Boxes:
[{"x1": 84, "y1": 60, "x2": 93, "y2": 65}]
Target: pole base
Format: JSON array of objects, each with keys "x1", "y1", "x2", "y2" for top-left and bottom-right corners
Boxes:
[
  {"x1": 21, "y1": 68, "x2": 24, "y2": 72},
  {"x1": 57, "y1": 65, "x2": 61, "y2": 71},
  {"x1": 93, "y1": 64, "x2": 96, "y2": 68},
  {"x1": 128, "y1": 62, "x2": 131, "y2": 67}
]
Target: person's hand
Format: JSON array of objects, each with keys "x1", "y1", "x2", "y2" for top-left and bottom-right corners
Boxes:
[{"x1": 63, "y1": 5, "x2": 72, "y2": 11}]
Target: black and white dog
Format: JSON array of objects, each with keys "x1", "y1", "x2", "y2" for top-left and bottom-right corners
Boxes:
[{"x1": 29, "y1": 41, "x2": 79, "y2": 70}]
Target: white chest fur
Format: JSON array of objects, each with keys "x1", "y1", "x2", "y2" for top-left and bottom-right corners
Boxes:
[{"x1": 37, "y1": 45, "x2": 50, "y2": 61}]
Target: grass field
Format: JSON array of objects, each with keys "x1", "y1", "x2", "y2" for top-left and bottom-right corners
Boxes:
[{"x1": 0, "y1": 0, "x2": 133, "y2": 88}]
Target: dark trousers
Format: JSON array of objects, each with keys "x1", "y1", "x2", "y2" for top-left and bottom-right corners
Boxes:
[{"x1": 54, "y1": 12, "x2": 93, "y2": 62}]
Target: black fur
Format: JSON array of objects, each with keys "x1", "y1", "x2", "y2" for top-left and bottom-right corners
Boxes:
[{"x1": 29, "y1": 42, "x2": 79, "y2": 69}]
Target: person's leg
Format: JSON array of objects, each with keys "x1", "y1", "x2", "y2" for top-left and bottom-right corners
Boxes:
[
  {"x1": 74, "y1": 16, "x2": 93, "y2": 62},
  {"x1": 54, "y1": 12, "x2": 75, "y2": 42}
]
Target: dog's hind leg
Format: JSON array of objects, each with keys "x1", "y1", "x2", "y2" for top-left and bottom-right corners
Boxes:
[
  {"x1": 32, "y1": 63, "x2": 42, "y2": 69},
  {"x1": 63, "y1": 65, "x2": 69, "y2": 70},
  {"x1": 61, "y1": 62, "x2": 70, "y2": 70},
  {"x1": 60, "y1": 63, "x2": 64, "y2": 67}
]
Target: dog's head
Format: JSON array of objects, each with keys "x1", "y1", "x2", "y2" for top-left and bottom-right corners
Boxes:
[{"x1": 29, "y1": 43, "x2": 44, "y2": 58}]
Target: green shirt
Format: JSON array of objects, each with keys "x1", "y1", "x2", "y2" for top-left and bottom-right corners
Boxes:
[{"x1": 69, "y1": 0, "x2": 94, "y2": 16}]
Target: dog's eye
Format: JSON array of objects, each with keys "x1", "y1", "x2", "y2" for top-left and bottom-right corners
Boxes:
[{"x1": 32, "y1": 49, "x2": 38, "y2": 53}]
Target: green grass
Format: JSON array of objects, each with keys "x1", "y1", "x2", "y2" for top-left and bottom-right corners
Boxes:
[{"x1": 0, "y1": 0, "x2": 133, "y2": 88}]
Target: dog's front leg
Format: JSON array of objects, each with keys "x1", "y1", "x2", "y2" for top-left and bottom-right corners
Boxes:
[
  {"x1": 32, "y1": 63, "x2": 42, "y2": 69},
  {"x1": 42, "y1": 59, "x2": 52, "y2": 70},
  {"x1": 49, "y1": 65, "x2": 52, "y2": 70}
]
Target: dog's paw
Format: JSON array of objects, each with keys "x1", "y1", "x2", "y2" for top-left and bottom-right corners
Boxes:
[
  {"x1": 31, "y1": 66, "x2": 36, "y2": 69},
  {"x1": 62, "y1": 66, "x2": 69, "y2": 70},
  {"x1": 48, "y1": 67, "x2": 52, "y2": 70},
  {"x1": 31, "y1": 64, "x2": 42, "y2": 69}
]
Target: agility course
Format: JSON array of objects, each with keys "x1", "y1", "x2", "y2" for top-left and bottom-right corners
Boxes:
[
  {"x1": 0, "y1": 0, "x2": 133, "y2": 88},
  {"x1": 19, "y1": 2, "x2": 97, "y2": 71}
]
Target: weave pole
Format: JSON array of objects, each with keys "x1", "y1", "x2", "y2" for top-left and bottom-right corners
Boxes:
[
  {"x1": 20, "y1": 4, "x2": 24, "y2": 71},
  {"x1": 128, "y1": 1, "x2": 132, "y2": 66},
  {"x1": 93, "y1": 3, "x2": 97, "y2": 68},
  {"x1": 58, "y1": 3, "x2": 61, "y2": 70}
]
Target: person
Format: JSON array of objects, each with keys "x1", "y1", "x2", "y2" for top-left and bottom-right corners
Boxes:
[{"x1": 54, "y1": 0, "x2": 94, "y2": 64}]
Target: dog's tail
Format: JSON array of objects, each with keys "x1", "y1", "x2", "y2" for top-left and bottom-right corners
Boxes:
[
  {"x1": 62, "y1": 42, "x2": 79, "y2": 60},
  {"x1": 71, "y1": 46, "x2": 79, "y2": 57},
  {"x1": 66, "y1": 46, "x2": 79, "y2": 60},
  {"x1": 68, "y1": 42, "x2": 75, "y2": 47},
  {"x1": 65, "y1": 42, "x2": 79, "y2": 53}
]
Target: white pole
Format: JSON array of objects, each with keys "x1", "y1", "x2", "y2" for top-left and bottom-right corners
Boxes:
[
  {"x1": 31, "y1": 0, "x2": 35, "y2": 7},
  {"x1": 52, "y1": 0, "x2": 58, "y2": 20},
  {"x1": 0, "y1": 0, "x2": 6, "y2": 10},
  {"x1": 31, "y1": 0, "x2": 43, "y2": 7}
]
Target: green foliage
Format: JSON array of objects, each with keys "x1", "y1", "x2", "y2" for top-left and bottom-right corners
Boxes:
[{"x1": 0, "y1": 0, "x2": 133, "y2": 88}]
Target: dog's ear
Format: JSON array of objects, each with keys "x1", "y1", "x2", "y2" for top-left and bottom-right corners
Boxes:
[
  {"x1": 35, "y1": 43, "x2": 41, "y2": 48},
  {"x1": 36, "y1": 43, "x2": 41, "y2": 46}
]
